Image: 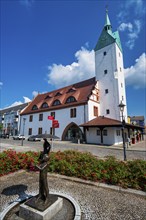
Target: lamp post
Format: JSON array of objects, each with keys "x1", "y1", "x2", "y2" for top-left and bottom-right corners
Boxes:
[
  {"x1": 21, "y1": 118, "x2": 26, "y2": 146},
  {"x1": 118, "y1": 101, "x2": 126, "y2": 161}
]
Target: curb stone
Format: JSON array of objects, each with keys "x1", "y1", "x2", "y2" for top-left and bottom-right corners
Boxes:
[
  {"x1": 47, "y1": 173, "x2": 146, "y2": 198},
  {"x1": 1, "y1": 171, "x2": 145, "y2": 198}
]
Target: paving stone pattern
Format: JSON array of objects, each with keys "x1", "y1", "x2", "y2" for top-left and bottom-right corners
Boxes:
[{"x1": 0, "y1": 171, "x2": 146, "y2": 220}]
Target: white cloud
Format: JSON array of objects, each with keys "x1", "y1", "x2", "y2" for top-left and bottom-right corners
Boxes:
[
  {"x1": 0, "y1": 82, "x2": 3, "y2": 89},
  {"x1": 47, "y1": 47, "x2": 95, "y2": 88},
  {"x1": 32, "y1": 91, "x2": 47, "y2": 98},
  {"x1": 5, "y1": 96, "x2": 31, "y2": 109},
  {"x1": 118, "y1": 23, "x2": 133, "y2": 32},
  {"x1": 23, "y1": 96, "x2": 31, "y2": 103},
  {"x1": 47, "y1": 48, "x2": 145, "y2": 90},
  {"x1": 117, "y1": 0, "x2": 145, "y2": 49},
  {"x1": 118, "y1": 20, "x2": 142, "y2": 50},
  {"x1": 9, "y1": 101, "x2": 23, "y2": 107},
  {"x1": 125, "y1": 53, "x2": 146, "y2": 89},
  {"x1": 117, "y1": 0, "x2": 145, "y2": 21},
  {"x1": 126, "y1": 0, "x2": 145, "y2": 15},
  {"x1": 32, "y1": 91, "x2": 39, "y2": 98}
]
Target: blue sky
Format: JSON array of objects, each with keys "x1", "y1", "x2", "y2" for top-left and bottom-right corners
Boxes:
[{"x1": 0, "y1": 0, "x2": 146, "y2": 119}]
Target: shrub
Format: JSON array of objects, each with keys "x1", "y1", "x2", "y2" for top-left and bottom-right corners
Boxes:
[
  {"x1": 0, "y1": 149, "x2": 146, "y2": 192},
  {"x1": 0, "y1": 150, "x2": 39, "y2": 176}
]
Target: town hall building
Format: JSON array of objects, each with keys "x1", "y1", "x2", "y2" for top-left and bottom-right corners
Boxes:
[{"x1": 20, "y1": 10, "x2": 143, "y2": 145}]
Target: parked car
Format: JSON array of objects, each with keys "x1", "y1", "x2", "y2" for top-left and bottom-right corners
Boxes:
[
  {"x1": 0, "y1": 134, "x2": 9, "y2": 139},
  {"x1": 27, "y1": 135, "x2": 41, "y2": 141},
  {"x1": 13, "y1": 135, "x2": 25, "y2": 140}
]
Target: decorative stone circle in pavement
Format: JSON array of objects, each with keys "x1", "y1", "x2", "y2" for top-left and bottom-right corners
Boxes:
[
  {"x1": 0, "y1": 171, "x2": 146, "y2": 220},
  {"x1": 1, "y1": 192, "x2": 81, "y2": 220}
]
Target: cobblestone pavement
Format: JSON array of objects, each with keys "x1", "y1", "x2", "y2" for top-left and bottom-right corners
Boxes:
[
  {"x1": 0, "y1": 138, "x2": 146, "y2": 161},
  {"x1": 0, "y1": 171, "x2": 146, "y2": 220}
]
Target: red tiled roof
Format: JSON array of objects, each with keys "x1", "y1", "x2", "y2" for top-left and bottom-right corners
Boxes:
[
  {"x1": 80, "y1": 116, "x2": 122, "y2": 127},
  {"x1": 21, "y1": 77, "x2": 96, "y2": 115},
  {"x1": 80, "y1": 116, "x2": 144, "y2": 129}
]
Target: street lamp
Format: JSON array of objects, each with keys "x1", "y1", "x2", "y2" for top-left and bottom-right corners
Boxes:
[
  {"x1": 118, "y1": 101, "x2": 126, "y2": 161},
  {"x1": 21, "y1": 118, "x2": 26, "y2": 146}
]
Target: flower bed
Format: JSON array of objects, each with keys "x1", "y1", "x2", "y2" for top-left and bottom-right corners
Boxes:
[
  {"x1": 0, "y1": 149, "x2": 146, "y2": 191},
  {"x1": 0, "y1": 150, "x2": 39, "y2": 175}
]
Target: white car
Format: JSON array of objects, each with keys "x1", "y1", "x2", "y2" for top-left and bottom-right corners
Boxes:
[
  {"x1": 13, "y1": 135, "x2": 25, "y2": 140},
  {"x1": 27, "y1": 136, "x2": 41, "y2": 141}
]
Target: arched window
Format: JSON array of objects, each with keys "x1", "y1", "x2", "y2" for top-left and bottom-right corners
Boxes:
[
  {"x1": 45, "y1": 95, "x2": 51, "y2": 99},
  {"x1": 67, "y1": 88, "x2": 76, "y2": 93},
  {"x1": 66, "y1": 96, "x2": 76, "y2": 103},
  {"x1": 32, "y1": 105, "x2": 38, "y2": 110},
  {"x1": 52, "y1": 99, "x2": 61, "y2": 106},
  {"x1": 55, "y1": 92, "x2": 62, "y2": 97},
  {"x1": 41, "y1": 102, "x2": 48, "y2": 108}
]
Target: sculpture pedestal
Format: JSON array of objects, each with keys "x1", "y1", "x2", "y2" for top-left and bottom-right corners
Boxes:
[{"x1": 19, "y1": 195, "x2": 63, "y2": 220}]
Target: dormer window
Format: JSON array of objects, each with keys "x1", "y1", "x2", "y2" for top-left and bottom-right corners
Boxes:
[
  {"x1": 103, "y1": 51, "x2": 107, "y2": 56},
  {"x1": 41, "y1": 102, "x2": 48, "y2": 108},
  {"x1": 52, "y1": 99, "x2": 61, "y2": 106},
  {"x1": 55, "y1": 92, "x2": 62, "y2": 97},
  {"x1": 32, "y1": 105, "x2": 38, "y2": 110},
  {"x1": 67, "y1": 88, "x2": 76, "y2": 93},
  {"x1": 66, "y1": 96, "x2": 76, "y2": 103},
  {"x1": 45, "y1": 95, "x2": 51, "y2": 99}
]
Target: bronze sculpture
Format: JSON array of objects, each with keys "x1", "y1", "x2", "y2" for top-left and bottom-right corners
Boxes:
[
  {"x1": 26, "y1": 139, "x2": 52, "y2": 211},
  {"x1": 36, "y1": 153, "x2": 49, "y2": 204}
]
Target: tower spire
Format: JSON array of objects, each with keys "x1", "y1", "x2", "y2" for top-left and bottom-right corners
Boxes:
[{"x1": 104, "y1": 6, "x2": 112, "y2": 31}]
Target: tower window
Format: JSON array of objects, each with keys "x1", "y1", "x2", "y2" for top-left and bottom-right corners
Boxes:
[
  {"x1": 119, "y1": 52, "x2": 121, "y2": 57},
  {"x1": 121, "y1": 83, "x2": 123, "y2": 88},
  {"x1": 104, "y1": 70, "x2": 108, "y2": 74},
  {"x1": 105, "y1": 89, "x2": 108, "y2": 94},
  {"x1": 103, "y1": 51, "x2": 107, "y2": 56},
  {"x1": 106, "y1": 109, "x2": 110, "y2": 114},
  {"x1": 120, "y1": 67, "x2": 122, "y2": 72},
  {"x1": 94, "y1": 106, "x2": 98, "y2": 116}
]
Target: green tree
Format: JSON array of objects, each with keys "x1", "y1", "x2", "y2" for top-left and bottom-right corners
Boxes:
[{"x1": 0, "y1": 123, "x2": 3, "y2": 133}]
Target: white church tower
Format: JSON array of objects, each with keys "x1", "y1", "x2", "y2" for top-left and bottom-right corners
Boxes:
[{"x1": 94, "y1": 10, "x2": 127, "y2": 122}]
